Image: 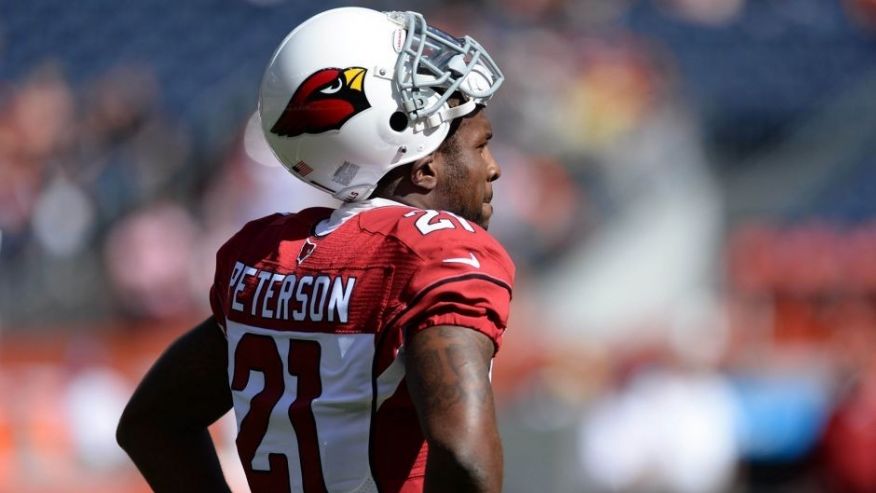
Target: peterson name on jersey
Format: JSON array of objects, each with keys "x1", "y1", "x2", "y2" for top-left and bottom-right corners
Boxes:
[{"x1": 227, "y1": 261, "x2": 356, "y2": 324}]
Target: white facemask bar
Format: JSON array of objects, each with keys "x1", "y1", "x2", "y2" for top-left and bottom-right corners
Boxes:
[{"x1": 387, "y1": 11, "x2": 504, "y2": 122}]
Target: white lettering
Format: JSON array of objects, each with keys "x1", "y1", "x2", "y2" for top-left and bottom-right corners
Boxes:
[
  {"x1": 328, "y1": 277, "x2": 355, "y2": 323},
  {"x1": 293, "y1": 276, "x2": 313, "y2": 321},
  {"x1": 277, "y1": 275, "x2": 296, "y2": 320},
  {"x1": 252, "y1": 271, "x2": 272, "y2": 316},
  {"x1": 228, "y1": 261, "x2": 245, "y2": 289},
  {"x1": 415, "y1": 210, "x2": 454, "y2": 235},
  {"x1": 309, "y1": 276, "x2": 331, "y2": 322},
  {"x1": 232, "y1": 266, "x2": 257, "y2": 312},
  {"x1": 447, "y1": 212, "x2": 476, "y2": 232},
  {"x1": 225, "y1": 263, "x2": 355, "y2": 324},
  {"x1": 261, "y1": 273, "x2": 285, "y2": 319}
]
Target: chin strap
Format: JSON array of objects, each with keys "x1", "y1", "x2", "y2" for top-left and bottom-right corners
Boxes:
[{"x1": 413, "y1": 98, "x2": 477, "y2": 132}]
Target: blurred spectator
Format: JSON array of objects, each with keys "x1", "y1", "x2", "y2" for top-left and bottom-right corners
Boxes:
[
  {"x1": 104, "y1": 201, "x2": 199, "y2": 320},
  {"x1": 657, "y1": 0, "x2": 745, "y2": 25},
  {"x1": 0, "y1": 64, "x2": 74, "y2": 256},
  {"x1": 65, "y1": 365, "x2": 131, "y2": 470},
  {"x1": 31, "y1": 175, "x2": 95, "y2": 258},
  {"x1": 74, "y1": 65, "x2": 188, "y2": 225},
  {"x1": 822, "y1": 357, "x2": 876, "y2": 493},
  {"x1": 724, "y1": 221, "x2": 876, "y2": 491},
  {"x1": 579, "y1": 364, "x2": 738, "y2": 493},
  {"x1": 732, "y1": 369, "x2": 833, "y2": 487},
  {"x1": 557, "y1": 37, "x2": 667, "y2": 154}
]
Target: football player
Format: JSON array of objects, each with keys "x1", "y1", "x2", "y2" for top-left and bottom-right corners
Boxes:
[{"x1": 117, "y1": 7, "x2": 513, "y2": 493}]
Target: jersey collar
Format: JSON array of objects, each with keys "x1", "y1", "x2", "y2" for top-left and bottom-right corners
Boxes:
[{"x1": 314, "y1": 197, "x2": 409, "y2": 236}]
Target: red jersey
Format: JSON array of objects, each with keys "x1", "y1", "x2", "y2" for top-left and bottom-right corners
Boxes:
[{"x1": 209, "y1": 198, "x2": 515, "y2": 493}]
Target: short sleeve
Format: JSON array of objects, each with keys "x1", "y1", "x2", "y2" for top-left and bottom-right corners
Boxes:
[
  {"x1": 209, "y1": 287, "x2": 226, "y2": 335},
  {"x1": 402, "y1": 276, "x2": 511, "y2": 351},
  {"x1": 209, "y1": 239, "x2": 237, "y2": 336},
  {"x1": 207, "y1": 213, "x2": 286, "y2": 336},
  {"x1": 391, "y1": 211, "x2": 515, "y2": 352}
]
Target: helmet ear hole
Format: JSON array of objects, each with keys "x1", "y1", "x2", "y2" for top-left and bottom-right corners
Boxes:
[{"x1": 389, "y1": 111, "x2": 408, "y2": 132}]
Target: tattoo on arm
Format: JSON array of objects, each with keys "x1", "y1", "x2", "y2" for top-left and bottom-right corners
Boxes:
[
  {"x1": 412, "y1": 334, "x2": 492, "y2": 415},
  {"x1": 405, "y1": 325, "x2": 503, "y2": 492}
]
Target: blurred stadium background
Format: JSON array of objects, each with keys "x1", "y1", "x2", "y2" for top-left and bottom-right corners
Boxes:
[{"x1": 2, "y1": 0, "x2": 876, "y2": 491}]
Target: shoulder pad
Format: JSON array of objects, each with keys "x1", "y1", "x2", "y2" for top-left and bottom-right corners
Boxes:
[{"x1": 383, "y1": 208, "x2": 515, "y2": 288}]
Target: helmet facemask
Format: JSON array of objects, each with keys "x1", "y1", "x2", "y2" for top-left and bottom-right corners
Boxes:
[{"x1": 388, "y1": 11, "x2": 504, "y2": 131}]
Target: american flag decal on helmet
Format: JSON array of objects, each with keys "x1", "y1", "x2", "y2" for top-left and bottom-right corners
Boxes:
[{"x1": 292, "y1": 161, "x2": 313, "y2": 176}]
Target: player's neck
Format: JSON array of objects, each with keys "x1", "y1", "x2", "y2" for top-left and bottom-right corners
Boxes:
[
  {"x1": 380, "y1": 192, "x2": 443, "y2": 213},
  {"x1": 372, "y1": 186, "x2": 433, "y2": 211}
]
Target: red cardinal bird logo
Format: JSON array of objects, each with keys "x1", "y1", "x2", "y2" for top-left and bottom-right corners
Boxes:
[{"x1": 271, "y1": 67, "x2": 370, "y2": 137}]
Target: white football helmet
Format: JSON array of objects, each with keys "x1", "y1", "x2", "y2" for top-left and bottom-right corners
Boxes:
[{"x1": 259, "y1": 7, "x2": 504, "y2": 202}]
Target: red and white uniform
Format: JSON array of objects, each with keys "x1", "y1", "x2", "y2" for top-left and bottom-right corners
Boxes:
[{"x1": 210, "y1": 198, "x2": 515, "y2": 493}]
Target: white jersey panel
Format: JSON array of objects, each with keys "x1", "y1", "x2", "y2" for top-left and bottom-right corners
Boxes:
[{"x1": 226, "y1": 320, "x2": 381, "y2": 493}]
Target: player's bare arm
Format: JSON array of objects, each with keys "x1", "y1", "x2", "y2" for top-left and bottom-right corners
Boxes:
[
  {"x1": 117, "y1": 316, "x2": 233, "y2": 492},
  {"x1": 406, "y1": 325, "x2": 503, "y2": 493}
]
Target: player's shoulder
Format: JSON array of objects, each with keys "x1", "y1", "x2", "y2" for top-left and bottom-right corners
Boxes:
[
  {"x1": 358, "y1": 205, "x2": 515, "y2": 279},
  {"x1": 223, "y1": 207, "x2": 333, "y2": 250},
  {"x1": 356, "y1": 205, "x2": 503, "y2": 252}
]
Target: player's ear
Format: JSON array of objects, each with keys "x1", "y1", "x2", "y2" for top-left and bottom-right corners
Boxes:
[{"x1": 409, "y1": 154, "x2": 439, "y2": 192}]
